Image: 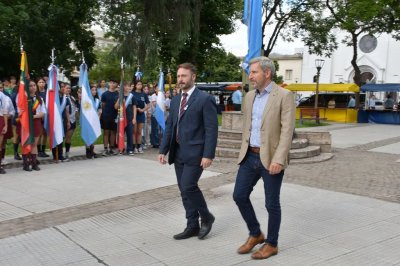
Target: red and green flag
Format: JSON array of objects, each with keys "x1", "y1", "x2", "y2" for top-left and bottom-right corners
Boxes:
[{"x1": 17, "y1": 50, "x2": 34, "y2": 154}]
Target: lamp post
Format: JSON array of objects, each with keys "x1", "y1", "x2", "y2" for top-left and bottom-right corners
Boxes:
[{"x1": 314, "y1": 59, "x2": 325, "y2": 124}]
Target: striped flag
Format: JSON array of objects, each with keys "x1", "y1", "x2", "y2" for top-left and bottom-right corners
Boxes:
[
  {"x1": 117, "y1": 79, "x2": 127, "y2": 153},
  {"x1": 242, "y1": 0, "x2": 263, "y2": 74},
  {"x1": 17, "y1": 50, "x2": 34, "y2": 153},
  {"x1": 44, "y1": 65, "x2": 64, "y2": 148},
  {"x1": 155, "y1": 70, "x2": 165, "y2": 131},
  {"x1": 79, "y1": 63, "x2": 101, "y2": 145}
]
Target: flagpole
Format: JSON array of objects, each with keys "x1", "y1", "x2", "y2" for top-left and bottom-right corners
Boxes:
[{"x1": 117, "y1": 57, "x2": 125, "y2": 153}]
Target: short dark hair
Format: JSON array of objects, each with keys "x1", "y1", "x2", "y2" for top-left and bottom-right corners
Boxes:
[{"x1": 177, "y1": 63, "x2": 197, "y2": 74}]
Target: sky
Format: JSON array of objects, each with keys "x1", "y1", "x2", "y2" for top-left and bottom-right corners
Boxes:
[{"x1": 219, "y1": 20, "x2": 305, "y2": 57}]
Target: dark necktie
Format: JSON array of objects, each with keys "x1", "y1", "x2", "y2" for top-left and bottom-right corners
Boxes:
[
  {"x1": 177, "y1": 93, "x2": 188, "y2": 143},
  {"x1": 179, "y1": 93, "x2": 188, "y2": 117}
]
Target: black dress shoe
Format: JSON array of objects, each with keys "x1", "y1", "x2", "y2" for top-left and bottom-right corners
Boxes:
[
  {"x1": 173, "y1": 227, "x2": 200, "y2": 240},
  {"x1": 14, "y1": 153, "x2": 22, "y2": 160},
  {"x1": 198, "y1": 213, "x2": 215, "y2": 239},
  {"x1": 32, "y1": 165, "x2": 40, "y2": 171}
]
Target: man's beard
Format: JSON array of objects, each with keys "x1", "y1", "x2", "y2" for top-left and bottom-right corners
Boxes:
[{"x1": 179, "y1": 82, "x2": 193, "y2": 91}]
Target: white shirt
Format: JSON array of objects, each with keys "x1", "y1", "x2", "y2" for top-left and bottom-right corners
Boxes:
[
  {"x1": 178, "y1": 86, "x2": 195, "y2": 117},
  {"x1": 0, "y1": 92, "x2": 11, "y2": 116}
]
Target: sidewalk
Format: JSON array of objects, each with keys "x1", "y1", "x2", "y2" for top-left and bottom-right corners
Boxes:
[{"x1": 0, "y1": 123, "x2": 399, "y2": 265}]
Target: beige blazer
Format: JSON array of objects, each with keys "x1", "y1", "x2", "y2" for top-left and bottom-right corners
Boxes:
[{"x1": 238, "y1": 83, "x2": 296, "y2": 169}]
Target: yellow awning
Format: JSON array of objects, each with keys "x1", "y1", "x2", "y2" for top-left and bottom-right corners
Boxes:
[{"x1": 286, "y1": 83, "x2": 359, "y2": 92}]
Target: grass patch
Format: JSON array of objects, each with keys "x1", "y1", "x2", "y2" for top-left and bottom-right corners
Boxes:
[{"x1": 296, "y1": 120, "x2": 329, "y2": 128}]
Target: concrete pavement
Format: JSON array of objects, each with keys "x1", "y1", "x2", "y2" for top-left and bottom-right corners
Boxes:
[{"x1": 0, "y1": 122, "x2": 400, "y2": 265}]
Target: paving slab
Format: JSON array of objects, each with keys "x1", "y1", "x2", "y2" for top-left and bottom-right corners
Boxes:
[{"x1": 0, "y1": 182, "x2": 399, "y2": 266}]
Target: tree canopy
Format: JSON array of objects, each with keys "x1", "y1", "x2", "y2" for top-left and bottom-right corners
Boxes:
[
  {"x1": 0, "y1": 0, "x2": 99, "y2": 80},
  {"x1": 99, "y1": 0, "x2": 242, "y2": 81}
]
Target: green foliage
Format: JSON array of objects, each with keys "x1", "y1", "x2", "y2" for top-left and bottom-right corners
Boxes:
[
  {"x1": 198, "y1": 48, "x2": 242, "y2": 82},
  {"x1": 89, "y1": 47, "x2": 134, "y2": 84},
  {"x1": 0, "y1": 0, "x2": 99, "y2": 79},
  {"x1": 99, "y1": 0, "x2": 242, "y2": 78},
  {"x1": 272, "y1": 60, "x2": 284, "y2": 84}
]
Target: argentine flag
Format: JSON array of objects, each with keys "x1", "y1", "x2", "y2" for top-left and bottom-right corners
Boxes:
[
  {"x1": 45, "y1": 65, "x2": 64, "y2": 148},
  {"x1": 79, "y1": 63, "x2": 101, "y2": 145},
  {"x1": 242, "y1": 0, "x2": 263, "y2": 74},
  {"x1": 155, "y1": 70, "x2": 165, "y2": 131}
]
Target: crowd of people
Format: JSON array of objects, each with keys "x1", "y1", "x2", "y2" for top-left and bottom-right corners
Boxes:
[{"x1": 0, "y1": 75, "x2": 177, "y2": 173}]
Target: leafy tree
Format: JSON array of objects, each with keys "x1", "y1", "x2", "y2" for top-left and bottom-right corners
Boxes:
[
  {"x1": 262, "y1": 0, "x2": 321, "y2": 56},
  {"x1": 99, "y1": 0, "x2": 241, "y2": 76},
  {"x1": 0, "y1": 0, "x2": 99, "y2": 79},
  {"x1": 303, "y1": 0, "x2": 400, "y2": 86}
]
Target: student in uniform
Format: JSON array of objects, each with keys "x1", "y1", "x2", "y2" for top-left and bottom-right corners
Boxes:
[
  {"x1": 84, "y1": 85, "x2": 102, "y2": 159},
  {"x1": 132, "y1": 81, "x2": 150, "y2": 153},
  {"x1": 101, "y1": 79, "x2": 119, "y2": 155},
  {"x1": 0, "y1": 82, "x2": 14, "y2": 173},
  {"x1": 64, "y1": 84, "x2": 78, "y2": 158},
  {"x1": 10, "y1": 84, "x2": 21, "y2": 161},
  {"x1": 114, "y1": 82, "x2": 137, "y2": 155},
  {"x1": 37, "y1": 77, "x2": 50, "y2": 157},
  {"x1": 18, "y1": 81, "x2": 46, "y2": 171},
  {"x1": 51, "y1": 83, "x2": 69, "y2": 162}
]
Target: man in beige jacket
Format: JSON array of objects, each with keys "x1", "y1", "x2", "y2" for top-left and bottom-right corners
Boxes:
[{"x1": 233, "y1": 56, "x2": 296, "y2": 260}]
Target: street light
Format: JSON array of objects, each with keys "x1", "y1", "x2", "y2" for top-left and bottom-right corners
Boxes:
[{"x1": 314, "y1": 59, "x2": 325, "y2": 124}]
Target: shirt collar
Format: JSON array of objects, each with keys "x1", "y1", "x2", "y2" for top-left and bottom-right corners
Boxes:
[
  {"x1": 182, "y1": 86, "x2": 195, "y2": 98},
  {"x1": 256, "y1": 82, "x2": 274, "y2": 95}
]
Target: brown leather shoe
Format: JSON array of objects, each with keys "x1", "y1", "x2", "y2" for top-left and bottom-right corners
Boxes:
[
  {"x1": 237, "y1": 233, "x2": 265, "y2": 254},
  {"x1": 251, "y1": 243, "x2": 278, "y2": 260}
]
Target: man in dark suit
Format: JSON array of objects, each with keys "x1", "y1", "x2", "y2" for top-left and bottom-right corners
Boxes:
[{"x1": 159, "y1": 63, "x2": 218, "y2": 240}]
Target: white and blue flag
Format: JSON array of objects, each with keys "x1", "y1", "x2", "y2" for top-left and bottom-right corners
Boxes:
[
  {"x1": 242, "y1": 0, "x2": 263, "y2": 74},
  {"x1": 79, "y1": 63, "x2": 101, "y2": 145},
  {"x1": 155, "y1": 70, "x2": 166, "y2": 131}
]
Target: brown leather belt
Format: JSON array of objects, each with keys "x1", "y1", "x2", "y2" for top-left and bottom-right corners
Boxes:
[{"x1": 248, "y1": 146, "x2": 260, "y2": 154}]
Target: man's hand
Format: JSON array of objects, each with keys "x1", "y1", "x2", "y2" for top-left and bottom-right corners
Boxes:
[
  {"x1": 158, "y1": 154, "x2": 167, "y2": 165},
  {"x1": 200, "y1": 158, "x2": 213, "y2": 169},
  {"x1": 268, "y1": 162, "x2": 283, "y2": 175}
]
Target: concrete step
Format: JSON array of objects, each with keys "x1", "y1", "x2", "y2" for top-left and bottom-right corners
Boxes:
[
  {"x1": 218, "y1": 129, "x2": 242, "y2": 141},
  {"x1": 290, "y1": 153, "x2": 334, "y2": 165},
  {"x1": 289, "y1": 145, "x2": 321, "y2": 159},
  {"x1": 217, "y1": 139, "x2": 242, "y2": 149},
  {"x1": 291, "y1": 138, "x2": 309, "y2": 149},
  {"x1": 215, "y1": 147, "x2": 240, "y2": 158}
]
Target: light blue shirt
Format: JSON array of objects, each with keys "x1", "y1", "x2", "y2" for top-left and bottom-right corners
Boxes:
[
  {"x1": 347, "y1": 98, "x2": 355, "y2": 108},
  {"x1": 232, "y1": 89, "x2": 242, "y2": 104},
  {"x1": 250, "y1": 83, "x2": 273, "y2": 147}
]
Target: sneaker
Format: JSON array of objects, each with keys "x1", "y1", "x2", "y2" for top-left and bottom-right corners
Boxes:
[
  {"x1": 41, "y1": 151, "x2": 50, "y2": 158},
  {"x1": 60, "y1": 156, "x2": 69, "y2": 162},
  {"x1": 128, "y1": 151, "x2": 135, "y2": 156},
  {"x1": 138, "y1": 147, "x2": 144, "y2": 154},
  {"x1": 1, "y1": 160, "x2": 9, "y2": 166},
  {"x1": 134, "y1": 148, "x2": 139, "y2": 154},
  {"x1": 109, "y1": 149, "x2": 117, "y2": 155},
  {"x1": 102, "y1": 149, "x2": 109, "y2": 156},
  {"x1": 65, "y1": 152, "x2": 69, "y2": 159}
]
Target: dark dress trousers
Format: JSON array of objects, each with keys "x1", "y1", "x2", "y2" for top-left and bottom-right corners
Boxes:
[{"x1": 160, "y1": 88, "x2": 218, "y2": 228}]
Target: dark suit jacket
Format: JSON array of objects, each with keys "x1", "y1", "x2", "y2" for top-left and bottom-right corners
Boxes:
[{"x1": 160, "y1": 88, "x2": 218, "y2": 165}]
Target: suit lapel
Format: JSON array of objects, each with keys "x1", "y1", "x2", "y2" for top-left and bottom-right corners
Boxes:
[{"x1": 261, "y1": 84, "x2": 279, "y2": 127}]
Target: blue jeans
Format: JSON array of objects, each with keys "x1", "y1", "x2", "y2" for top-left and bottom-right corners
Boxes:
[
  {"x1": 125, "y1": 122, "x2": 133, "y2": 152},
  {"x1": 233, "y1": 151, "x2": 284, "y2": 247},
  {"x1": 150, "y1": 116, "x2": 159, "y2": 146}
]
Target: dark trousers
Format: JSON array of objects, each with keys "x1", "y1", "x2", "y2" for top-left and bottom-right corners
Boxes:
[
  {"x1": 233, "y1": 103, "x2": 241, "y2": 111},
  {"x1": 174, "y1": 146, "x2": 211, "y2": 229},
  {"x1": 233, "y1": 151, "x2": 284, "y2": 247},
  {"x1": 150, "y1": 116, "x2": 159, "y2": 146},
  {"x1": 125, "y1": 122, "x2": 133, "y2": 152}
]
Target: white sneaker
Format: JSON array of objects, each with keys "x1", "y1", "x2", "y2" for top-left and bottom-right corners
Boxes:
[
  {"x1": 134, "y1": 148, "x2": 139, "y2": 154},
  {"x1": 128, "y1": 151, "x2": 135, "y2": 156},
  {"x1": 138, "y1": 147, "x2": 144, "y2": 153},
  {"x1": 1, "y1": 160, "x2": 9, "y2": 166}
]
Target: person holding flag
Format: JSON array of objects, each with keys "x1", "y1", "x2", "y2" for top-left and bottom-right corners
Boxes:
[
  {"x1": 78, "y1": 62, "x2": 101, "y2": 158},
  {"x1": 45, "y1": 55, "x2": 67, "y2": 163},
  {"x1": 154, "y1": 69, "x2": 166, "y2": 132},
  {"x1": 114, "y1": 82, "x2": 137, "y2": 155}
]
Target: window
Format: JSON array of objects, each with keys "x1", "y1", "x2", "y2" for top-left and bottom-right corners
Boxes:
[{"x1": 285, "y1": 69, "x2": 293, "y2": 80}]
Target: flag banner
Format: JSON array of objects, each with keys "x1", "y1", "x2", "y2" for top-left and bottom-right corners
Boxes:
[
  {"x1": 117, "y1": 79, "x2": 126, "y2": 153},
  {"x1": 17, "y1": 50, "x2": 34, "y2": 153},
  {"x1": 44, "y1": 65, "x2": 64, "y2": 148},
  {"x1": 135, "y1": 70, "x2": 143, "y2": 81},
  {"x1": 79, "y1": 63, "x2": 101, "y2": 146},
  {"x1": 242, "y1": 0, "x2": 263, "y2": 74},
  {"x1": 155, "y1": 70, "x2": 165, "y2": 131}
]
